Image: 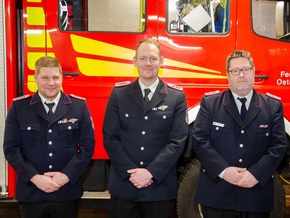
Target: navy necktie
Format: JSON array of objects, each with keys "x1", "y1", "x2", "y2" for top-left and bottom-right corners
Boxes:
[
  {"x1": 144, "y1": 88, "x2": 151, "y2": 103},
  {"x1": 238, "y1": 98, "x2": 247, "y2": 121},
  {"x1": 45, "y1": 102, "x2": 55, "y2": 118}
]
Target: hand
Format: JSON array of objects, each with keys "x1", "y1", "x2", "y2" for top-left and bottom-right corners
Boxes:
[
  {"x1": 44, "y1": 172, "x2": 70, "y2": 187},
  {"x1": 127, "y1": 168, "x2": 153, "y2": 189},
  {"x1": 223, "y1": 166, "x2": 247, "y2": 185},
  {"x1": 30, "y1": 174, "x2": 61, "y2": 193},
  {"x1": 237, "y1": 170, "x2": 259, "y2": 188}
]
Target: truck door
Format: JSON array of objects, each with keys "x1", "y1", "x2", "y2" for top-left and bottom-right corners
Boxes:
[
  {"x1": 23, "y1": 0, "x2": 159, "y2": 160},
  {"x1": 236, "y1": 0, "x2": 290, "y2": 121},
  {"x1": 157, "y1": 0, "x2": 237, "y2": 107}
]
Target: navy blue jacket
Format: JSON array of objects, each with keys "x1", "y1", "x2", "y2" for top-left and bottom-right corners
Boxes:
[
  {"x1": 193, "y1": 89, "x2": 287, "y2": 212},
  {"x1": 3, "y1": 91, "x2": 95, "y2": 202},
  {"x1": 102, "y1": 78, "x2": 188, "y2": 201}
]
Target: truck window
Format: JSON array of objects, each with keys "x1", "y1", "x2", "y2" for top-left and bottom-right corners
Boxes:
[
  {"x1": 167, "y1": 0, "x2": 229, "y2": 33},
  {"x1": 59, "y1": 0, "x2": 146, "y2": 32},
  {"x1": 252, "y1": 0, "x2": 290, "y2": 42}
]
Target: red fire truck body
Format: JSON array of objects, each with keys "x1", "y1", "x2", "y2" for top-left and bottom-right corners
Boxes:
[{"x1": 1, "y1": 0, "x2": 290, "y2": 216}]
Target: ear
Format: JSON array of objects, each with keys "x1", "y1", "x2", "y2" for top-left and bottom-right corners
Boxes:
[
  {"x1": 34, "y1": 74, "x2": 38, "y2": 84},
  {"x1": 160, "y1": 56, "x2": 164, "y2": 65},
  {"x1": 133, "y1": 57, "x2": 137, "y2": 66}
]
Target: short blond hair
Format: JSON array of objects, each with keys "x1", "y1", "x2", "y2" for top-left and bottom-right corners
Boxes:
[
  {"x1": 35, "y1": 56, "x2": 62, "y2": 75},
  {"x1": 134, "y1": 38, "x2": 161, "y2": 58}
]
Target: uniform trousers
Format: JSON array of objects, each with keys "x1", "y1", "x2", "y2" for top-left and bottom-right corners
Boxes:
[
  {"x1": 202, "y1": 205, "x2": 270, "y2": 218},
  {"x1": 109, "y1": 195, "x2": 176, "y2": 218},
  {"x1": 19, "y1": 200, "x2": 79, "y2": 218}
]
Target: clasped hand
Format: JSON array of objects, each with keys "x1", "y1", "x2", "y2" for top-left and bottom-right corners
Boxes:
[
  {"x1": 30, "y1": 172, "x2": 70, "y2": 193},
  {"x1": 127, "y1": 168, "x2": 153, "y2": 189},
  {"x1": 223, "y1": 166, "x2": 258, "y2": 188}
]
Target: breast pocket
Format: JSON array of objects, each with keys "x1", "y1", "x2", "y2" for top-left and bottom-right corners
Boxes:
[
  {"x1": 119, "y1": 111, "x2": 138, "y2": 131},
  {"x1": 59, "y1": 123, "x2": 79, "y2": 147},
  {"x1": 20, "y1": 124, "x2": 41, "y2": 148},
  {"x1": 153, "y1": 111, "x2": 174, "y2": 131}
]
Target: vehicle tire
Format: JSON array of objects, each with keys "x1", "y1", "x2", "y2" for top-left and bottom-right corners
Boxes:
[
  {"x1": 270, "y1": 174, "x2": 285, "y2": 218},
  {"x1": 177, "y1": 158, "x2": 201, "y2": 218},
  {"x1": 176, "y1": 159, "x2": 285, "y2": 218}
]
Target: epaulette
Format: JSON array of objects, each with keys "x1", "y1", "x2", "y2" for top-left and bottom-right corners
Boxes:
[
  {"x1": 204, "y1": 90, "x2": 220, "y2": 96},
  {"x1": 13, "y1": 94, "x2": 30, "y2": 101},
  {"x1": 167, "y1": 83, "x2": 183, "y2": 91},
  {"x1": 115, "y1": 81, "x2": 131, "y2": 87},
  {"x1": 70, "y1": 94, "x2": 86, "y2": 101},
  {"x1": 266, "y1": 92, "x2": 281, "y2": 101}
]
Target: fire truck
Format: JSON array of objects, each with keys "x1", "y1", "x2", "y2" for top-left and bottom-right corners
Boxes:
[{"x1": 0, "y1": 0, "x2": 290, "y2": 217}]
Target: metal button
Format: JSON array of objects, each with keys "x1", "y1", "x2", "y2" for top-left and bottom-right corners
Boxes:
[
  {"x1": 163, "y1": 115, "x2": 166, "y2": 119},
  {"x1": 49, "y1": 165, "x2": 52, "y2": 169},
  {"x1": 140, "y1": 161, "x2": 144, "y2": 165},
  {"x1": 27, "y1": 126, "x2": 31, "y2": 130},
  {"x1": 240, "y1": 144, "x2": 243, "y2": 148},
  {"x1": 266, "y1": 133, "x2": 269, "y2": 136},
  {"x1": 49, "y1": 153, "x2": 53, "y2": 157},
  {"x1": 216, "y1": 127, "x2": 219, "y2": 131},
  {"x1": 144, "y1": 116, "x2": 148, "y2": 120},
  {"x1": 241, "y1": 130, "x2": 245, "y2": 134},
  {"x1": 142, "y1": 131, "x2": 146, "y2": 135},
  {"x1": 141, "y1": 147, "x2": 144, "y2": 151},
  {"x1": 68, "y1": 126, "x2": 72, "y2": 130},
  {"x1": 125, "y1": 114, "x2": 129, "y2": 117},
  {"x1": 48, "y1": 129, "x2": 52, "y2": 133},
  {"x1": 239, "y1": 159, "x2": 243, "y2": 163},
  {"x1": 48, "y1": 141, "x2": 52, "y2": 145}
]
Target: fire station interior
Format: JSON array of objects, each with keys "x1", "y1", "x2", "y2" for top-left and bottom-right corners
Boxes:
[{"x1": 1, "y1": 0, "x2": 290, "y2": 217}]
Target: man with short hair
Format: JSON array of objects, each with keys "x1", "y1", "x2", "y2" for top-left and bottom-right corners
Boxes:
[
  {"x1": 192, "y1": 50, "x2": 287, "y2": 218},
  {"x1": 3, "y1": 56, "x2": 95, "y2": 218}
]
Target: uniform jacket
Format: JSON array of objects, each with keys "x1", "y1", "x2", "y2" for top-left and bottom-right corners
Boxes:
[
  {"x1": 102, "y1": 78, "x2": 188, "y2": 201},
  {"x1": 192, "y1": 89, "x2": 287, "y2": 212},
  {"x1": 3, "y1": 91, "x2": 95, "y2": 202}
]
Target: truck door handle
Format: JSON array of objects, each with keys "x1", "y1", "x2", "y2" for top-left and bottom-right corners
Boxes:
[
  {"x1": 255, "y1": 75, "x2": 268, "y2": 79},
  {"x1": 62, "y1": 72, "x2": 79, "y2": 76}
]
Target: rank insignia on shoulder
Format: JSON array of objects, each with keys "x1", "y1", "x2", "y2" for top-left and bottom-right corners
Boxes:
[
  {"x1": 115, "y1": 81, "x2": 131, "y2": 87},
  {"x1": 167, "y1": 83, "x2": 183, "y2": 91},
  {"x1": 70, "y1": 94, "x2": 86, "y2": 101},
  {"x1": 13, "y1": 94, "x2": 30, "y2": 101},
  {"x1": 266, "y1": 92, "x2": 281, "y2": 101},
  {"x1": 205, "y1": 90, "x2": 220, "y2": 96}
]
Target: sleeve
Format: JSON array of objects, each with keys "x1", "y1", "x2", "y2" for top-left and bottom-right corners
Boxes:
[
  {"x1": 248, "y1": 101, "x2": 287, "y2": 186},
  {"x1": 146, "y1": 92, "x2": 188, "y2": 183},
  {"x1": 61, "y1": 101, "x2": 95, "y2": 185},
  {"x1": 102, "y1": 89, "x2": 138, "y2": 180},
  {"x1": 3, "y1": 103, "x2": 39, "y2": 183},
  {"x1": 192, "y1": 97, "x2": 229, "y2": 181}
]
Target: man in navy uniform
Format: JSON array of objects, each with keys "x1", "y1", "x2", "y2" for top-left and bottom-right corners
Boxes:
[
  {"x1": 3, "y1": 56, "x2": 95, "y2": 218},
  {"x1": 192, "y1": 50, "x2": 287, "y2": 218},
  {"x1": 103, "y1": 38, "x2": 188, "y2": 218}
]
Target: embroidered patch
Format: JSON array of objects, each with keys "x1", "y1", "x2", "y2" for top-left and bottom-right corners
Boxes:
[
  {"x1": 266, "y1": 92, "x2": 281, "y2": 101},
  {"x1": 115, "y1": 81, "x2": 131, "y2": 87},
  {"x1": 205, "y1": 90, "x2": 220, "y2": 96},
  {"x1": 167, "y1": 83, "x2": 183, "y2": 91},
  {"x1": 70, "y1": 94, "x2": 86, "y2": 101},
  {"x1": 13, "y1": 95, "x2": 30, "y2": 101}
]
